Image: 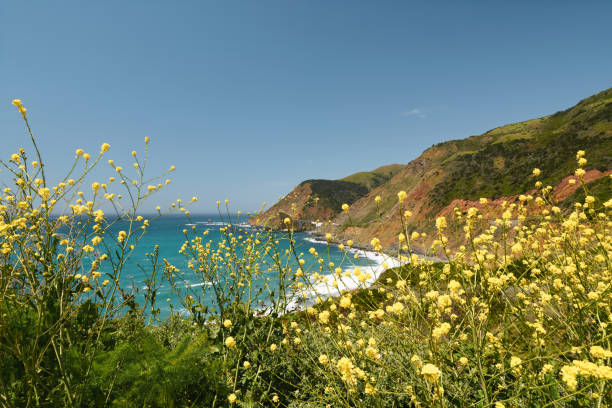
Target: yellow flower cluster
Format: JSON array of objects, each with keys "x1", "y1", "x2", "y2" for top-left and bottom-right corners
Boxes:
[{"x1": 560, "y1": 360, "x2": 612, "y2": 390}]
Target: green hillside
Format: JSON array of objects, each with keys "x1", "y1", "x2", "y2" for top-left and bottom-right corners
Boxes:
[
  {"x1": 253, "y1": 164, "x2": 405, "y2": 225},
  {"x1": 319, "y1": 86, "x2": 612, "y2": 248},
  {"x1": 427, "y1": 87, "x2": 612, "y2": 211},
  {"x1": 255, "y1": 87, "x2": 612, "y2": 240},
  {"x1": 299, "y1": 179, "x2": 369, "y2": 213},
  {"x1": 340, "y1": 164, "x2": 404, "y2": 190},
  {"x1": 560, "y1": 175, "x2": 612, "y2": 211}
]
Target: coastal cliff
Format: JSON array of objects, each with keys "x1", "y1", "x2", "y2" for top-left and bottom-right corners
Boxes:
[{"x1": 252, "y1": 87, "x2": 612, "y2": 250}]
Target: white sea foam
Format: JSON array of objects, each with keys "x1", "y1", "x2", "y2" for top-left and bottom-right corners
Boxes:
[
  {"x1": 303, "y1": 236, "x2": 327, "y2": 245},
  {"x1": 284, "y1": 247, "x2": 404, "y2": 312},
  {"x1": 188, "y1": 281, "x2": 213, "y2": 288},
  {"x1": 193, "y1": 221, "x2": 252, "y2": 229}
]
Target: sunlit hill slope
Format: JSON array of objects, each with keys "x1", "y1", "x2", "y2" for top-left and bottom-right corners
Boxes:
[{"x1": 252, "y1": 87, "x2": 612, "y2": 251}]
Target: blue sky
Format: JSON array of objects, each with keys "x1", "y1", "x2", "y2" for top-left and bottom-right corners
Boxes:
[{"x1": 2, "y1": 0, "x2": 611, "y2": 213}]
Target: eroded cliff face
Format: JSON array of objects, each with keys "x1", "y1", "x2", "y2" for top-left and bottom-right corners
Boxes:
[{"x1": 322, "y1": 170, "x2": 611, "y2": 256}]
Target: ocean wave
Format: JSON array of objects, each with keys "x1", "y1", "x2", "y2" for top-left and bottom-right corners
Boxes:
[
  {"x1": 187, "y1": 281, "x2": 214, "y2": 288},
  {"x1": 177, "y1": 307, "x2": 190, "y2": 317},
  {"x1": 142, "y1": 284, "x2": 167, "y2": 290},
  {"x1": 284, "y1": 255, "x2": 404, "y2": 312},
  {"x1": 303, "y1": 237, "x2": 327, "y2": 245},
  {"x1": 192, "y1": 221, "x2": 252, "y2": 229},
  {"x1": 302, "y1": 235, "x2": 384, "y2": 264},
  {"x1": 195, "y1": 221, "x2": 229, "y2": 226}
]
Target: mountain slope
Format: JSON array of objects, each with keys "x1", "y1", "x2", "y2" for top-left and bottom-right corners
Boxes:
[
  {"x1": 252, "y1": 87, "x2": 612, "y2": 243},
  {"x1": 328, "y1": 87, "x2": 612, "y2": 249},
  {"x1": 340, "y1": 164, "x2": 405, "y2": 190},
  {"x1": 250, "y1": 165, "x2": 404, "y2": 229}
]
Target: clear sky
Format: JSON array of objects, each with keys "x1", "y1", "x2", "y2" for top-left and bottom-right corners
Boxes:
[{"x1": 2, "y1": 0, "x2": 611, "y2": 213}]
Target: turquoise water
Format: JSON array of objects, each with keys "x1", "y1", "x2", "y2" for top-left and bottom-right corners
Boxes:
[{"x1": 98, "y1": 214, "x2": 376, "y2": 320}]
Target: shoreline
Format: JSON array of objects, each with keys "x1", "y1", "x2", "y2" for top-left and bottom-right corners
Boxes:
[
  {"x1": 175, "y1": 223, "x2": 443, "y2": 317},
  {"x1": 284, "y1": 231, "x2": 404, "y2": 312},
  {"x1": 283, "y1": 229, "x2": 448, "y2": 312}
]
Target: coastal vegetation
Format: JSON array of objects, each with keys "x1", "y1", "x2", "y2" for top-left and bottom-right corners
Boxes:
[{"x1": 1, "y1": 98, "x2": 612, "y2": 407}]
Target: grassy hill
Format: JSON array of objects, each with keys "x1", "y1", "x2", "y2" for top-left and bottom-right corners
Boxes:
[
  {"x1": 250, "y1": 165, "x2": 404, "y2": 228},
  {"x1": 427, "y1": 88, "x2": 612, "y2": 210},
  {"x1": 340, "y1": 164, "x2": 405, "y2": 190},
  {"x1": 326, "y1": 87, "x2": 612, "y2": 249},
  {"x1": 298, "y1": 179, "x2": 369, "y2": 214},
  {"x1": 253, "y1": 87, "x2": 612, "y2": 242}
]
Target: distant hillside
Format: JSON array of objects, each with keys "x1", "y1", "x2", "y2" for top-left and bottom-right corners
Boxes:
[
  {"x1": 298, "y1": 179, "x2": 368, "y2": 214},
  {"x1": 250, "y1": 165, "x2": 403, "y2": 229},
  {"x1": 252, "y1": 87, "x2": 612, "y2": 243},
  {"x1": 340, "y1": 164, "x2": 405, "y2": 190}
]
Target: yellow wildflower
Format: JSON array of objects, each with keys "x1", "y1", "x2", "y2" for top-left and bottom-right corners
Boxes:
[
  {"x1": 337, "y1": 357, "x2": 355, "y2": 384},
  {"x1": 590, "y1": 346, "x2": 612, "y2": 359},
  {"x1": 339, "y1": 295, "x2": 351, "y2": 309},
  {"x1": 436, "y1": 216, "x2": 447, "y2": 229},
  {"x1": 318, "y1": 310, "x2": 330, "y2": 325},
  {"x1": 225, "y1": 336, "x2": 236, "y2": 349},
  {"x1": 366, "y1": 346, "x2": 380, "y2": 360},
  {"x1": 432, "y1": 322, "x2": 451, "y2": 341},
  {"x1": 397, "y1": 190, "x2": 407, "y2": 203},
  {"x1": 365, "y1": 383, "x2": 376, "y2": 395},
  {"x1": 421, "y1": 363, "x2": 441, "y2": 383},
  {"x1": 510, "y1": 356, "x2": 522, "y2": 373}
]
